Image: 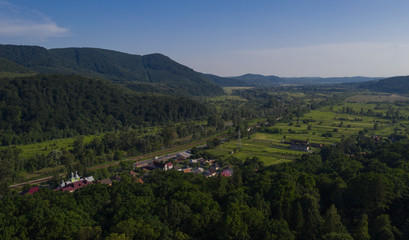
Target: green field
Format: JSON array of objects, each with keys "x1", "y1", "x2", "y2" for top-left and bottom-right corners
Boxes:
[
  {"x1": 346, "y1": 93, "x2": 409, "y2": 103},
  {"x1": 7, "y1": 135, "x2": 96, "y2": 159},
  {"x1": 206, "y1": 97, "x2": 409, "y2": 166},
  {"x1": 206, "y1": 132, "x2": 302, "y2": 165},
  {"x1": 223, "y1": 87, "x2": 254, "y2": 94}
]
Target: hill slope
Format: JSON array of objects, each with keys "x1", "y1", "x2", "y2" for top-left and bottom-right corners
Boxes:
[
  {"x1": 0, "y1": 74, "x2": 209, "y2": 146},
  {"x1": 205, "y1": 74, "x2": 250, "y2": 87},
  {"x1": 0, "y1": 58, "x2": 33, "y2": 73},
  {"x1": 0, "y1": 57, "x2": 35, "y2": 78},
  {"x1": 0, "y1": 45, "x2": 224, "y2": 97},
  {"x1": 357, "y1": 76, "x2": 409, "y2": 94},
  {"x1": 234, "y1": 74, "x2": 283, "y2": 86}
]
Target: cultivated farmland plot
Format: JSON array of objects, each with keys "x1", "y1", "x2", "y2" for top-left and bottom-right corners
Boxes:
[{"x1": 206, "y1": 93, "x2": 409, "y2": 165}]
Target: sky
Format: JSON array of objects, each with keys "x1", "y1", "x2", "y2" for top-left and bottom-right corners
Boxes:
[{"x1": 1, "y1": 0, "x2": 409, "y2": 77}]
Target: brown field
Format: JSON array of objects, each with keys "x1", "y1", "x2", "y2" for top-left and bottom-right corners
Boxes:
[{"x1": 346, "y1": 94, "x2": 409, "y2": 103}]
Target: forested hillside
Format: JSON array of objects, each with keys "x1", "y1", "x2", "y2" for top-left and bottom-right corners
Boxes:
[
  {"x1": 0, "y1": 45, "x2": 224, "y2": 97},
  {"x1": 357, "y1": 76, "x2": 409, "y2": 94},
  {"x1": 0, "y1": 58, "x2": 33, "y2": 74},
  {"x1": 0, "y1": 74, "x2": 210, "y2": 146}
]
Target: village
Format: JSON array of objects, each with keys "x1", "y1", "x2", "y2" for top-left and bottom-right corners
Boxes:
[{"x1": 20, "y1": 151, "x2": 234, "y2": 195}]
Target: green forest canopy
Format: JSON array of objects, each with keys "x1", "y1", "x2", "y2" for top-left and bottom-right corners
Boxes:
[{"x1": 0, "y1": 74, "x2": 210, "y2": 146}]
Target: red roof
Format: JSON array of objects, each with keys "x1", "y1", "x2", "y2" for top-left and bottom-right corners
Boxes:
[
  {"x1": 23, "y1": 186, "x2": 40, "y2": 195},
  {"x1": 58, "y1": 180, "x2": 92, "y2": 192},
  {"x1": 220, "y1": 170, "x2": 233, "y2": 177},
  {"x1": 165, "y1": 162, "x2": 173, "y2": 166}
]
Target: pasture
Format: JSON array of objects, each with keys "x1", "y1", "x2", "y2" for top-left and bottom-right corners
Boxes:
[
  {"x1": 206, "y1": 96, "x2": 409, "y2": 166},
  {"x1": 13, "y1": 135, "x2": 95, "y2": 159}
]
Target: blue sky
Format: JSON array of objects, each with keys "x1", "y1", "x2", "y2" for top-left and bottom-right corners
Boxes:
[{"x1": 1, "y1": 0, "x2": 409, "y2": 77}]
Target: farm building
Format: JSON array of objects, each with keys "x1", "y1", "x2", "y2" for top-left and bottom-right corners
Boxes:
[{"x1": 290, "y1": 144, "x2": 310, "y2": 151}]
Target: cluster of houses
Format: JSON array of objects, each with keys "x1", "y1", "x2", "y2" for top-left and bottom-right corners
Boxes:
[
  {"x1": 137, "y1": 151, "x2": 234, "y2": 178},
  {"x1": 22, "y1": 151, "x2": 233, "y2": 195},
  {"x1": 21, "y1": 171, "x2": 95, "y2": 195}
]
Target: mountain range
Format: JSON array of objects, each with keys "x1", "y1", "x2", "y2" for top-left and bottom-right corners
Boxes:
[
  {"x1": 0, "y1": 45, "x2": 224, "y2": 97},
  {"x1": 206, "y1": 74, "x2": 381, "y2": 87},
  {"x1": 2, "y1": 44, "x2": 408, "y2": 96}
]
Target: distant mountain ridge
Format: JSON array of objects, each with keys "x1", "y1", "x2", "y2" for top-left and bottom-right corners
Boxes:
[
  {"x1": 0, "y1": 44, "x2": 384, "y2": 91},
  {"x1": 282, "y1": 76, "x2": 381, "y2": 84},
  {"x1": 0, "y1": 44, "x2": 224, "y2": 97},
  {"x1": 205, "y1": 73, "x2": 379, "y2": 87},
  {"x1": 356, "y1": 76, "x2": 409, "y2": 94},
  {"x1": 235, "y1": 74, "x2": 283, "y2": 86}
]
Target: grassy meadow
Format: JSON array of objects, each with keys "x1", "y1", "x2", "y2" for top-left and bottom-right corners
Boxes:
[
  {"x1": 206, "y1": 94, "x2": 409, "y2": 166},
  {"x1": 8, "y1": 135, "x2": 96, "y2": 159}
]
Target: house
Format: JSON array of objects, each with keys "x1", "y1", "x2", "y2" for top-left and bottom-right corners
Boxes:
[
  {"x1": 220, "y1": 169, "x2": 233, "y2": 177},
  {"x1": 191, "y1": 167, "x2": 204, "y2": 175},
  {"x1": 21, "y1": 186, "x2": 41, "y2": 195},
  {"x1": 189, "y1": 159, "x2": 198, "y2": 163},
  {"x1": 163, "y1": 162, "x2": 173, "y2": 171},
  {"x1": 85, "y1": 176, "x2": 95, "y2": 182},
  {"x1": 208, "y1": 167, "x2": 217, "y2": 175},
  {"x1": 210, "y1": 163, "x2": 221, "y2": 170},
  {"x1": 180, "y1": 165, "x2": 192, "y2": 173},
  {"x1": 56, "y1": 180, "x2": 92, "y2": 193},
  {"x1": 99, "y1": 178, "x2": 113, "y2": 186},
  {"x1": 290, "y1": 144, "x2": 310, "y2": 151},
  {"x1": 203, "y1": 169, "x2": 217, "y2": 178},
  {"x1": 129, "y1": 171, "x2": 138, "y2": 177},
  {"x1": 177, "y1": 152, "x2": 191, "y2": 160},
  {"x1": 57, "y1": 172, "x2": 94, "y2": 190},
  {"x1": 196, "y1": 158, "x2": 205, "y2": 162}
]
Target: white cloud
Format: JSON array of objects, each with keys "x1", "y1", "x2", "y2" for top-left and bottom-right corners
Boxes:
[
  {"x1": 0, "y1": 1, "x2": 69, "y2": 40},
  {"x1": 192, "y1": 42, "x2": 409, "y2": 77}
]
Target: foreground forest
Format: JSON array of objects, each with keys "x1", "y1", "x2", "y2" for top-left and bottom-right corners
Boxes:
[{"x1": 1, "y1": 133, "x2": 409, "y2": 239}]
